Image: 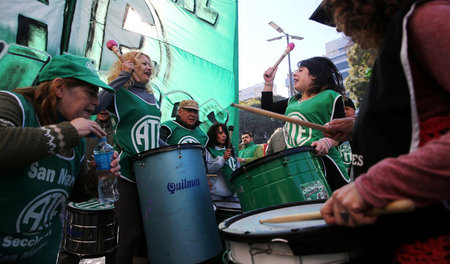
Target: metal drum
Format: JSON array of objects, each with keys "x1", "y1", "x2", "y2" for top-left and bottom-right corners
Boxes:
[
  {"x1": 63, "y1": 199, "x2": 118, "y2": 257},
  {"x1": 132, "y1": 143, "x2": 222, "y2": 264},
  {"x1": 213, "y1": 200, "x2": 242, "y2": 225},
  {"x1": 219, "y1": 200, "x2": 361, "y2": 264},
  {"x1": 231, "y1": 146, "x2": 331, "y2": 212}
]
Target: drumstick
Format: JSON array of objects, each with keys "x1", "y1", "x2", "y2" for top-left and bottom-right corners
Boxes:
[
  {"x1": 106, "y1": 40, "x2": 139, "y2": 81},
  {"x1": 231, "y1": 103, "x2": 326, "y2": 132},
  {"x1": 228, "y1": 125, "x2": 234, "y2": 149},
  {"x1": 264, "y1": 43, "x2": 295, "y2": 78},
  {"x1": 259, "y1": 200, "x2": 415, "y2": 224}
]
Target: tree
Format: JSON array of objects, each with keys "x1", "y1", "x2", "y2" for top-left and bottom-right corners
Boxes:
[
  {"x1": 239, "y1": 95, "x2": 286, "y2": 144},
  {"x1": 345, "y1": 44, "x2": 378, "y2": 107}
]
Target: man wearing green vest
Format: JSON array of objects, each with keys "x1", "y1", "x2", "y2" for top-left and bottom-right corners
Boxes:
[
  {"x1": 160, "y1": 99, "x2": 208, "y2": 146},
  {"x1": 238, "y1": 131, "x2": 263, "y2": 165}
]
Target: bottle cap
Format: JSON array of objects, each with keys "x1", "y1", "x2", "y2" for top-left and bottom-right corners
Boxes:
[{"x1": 98, "y1": 137, "x2": 107, "y2": 141}]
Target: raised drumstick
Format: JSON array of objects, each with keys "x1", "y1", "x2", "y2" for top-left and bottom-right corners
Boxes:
[
  {"x1": 231, "y1": 103, "x2": 326, "y2": 132},
  {"x1": 264, "y1": 43, "x2": 295, "y2": 78},
  {"x1": 106, "y1": 40, "x2": 139, "y2": 81}
]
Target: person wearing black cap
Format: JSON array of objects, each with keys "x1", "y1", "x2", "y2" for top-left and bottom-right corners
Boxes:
[
  {"x1": 160, "y1": 99, "x2": 209, "y2": 146},
  {"x1": 0, "y1": 54, "x2": 121, "y2": 263},
  {"x1": 317, "y1": 0, "x2": 450, "y2": 262}
]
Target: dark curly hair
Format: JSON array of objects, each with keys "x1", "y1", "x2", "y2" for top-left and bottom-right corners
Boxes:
[
  {"x1": 297, "y1": 56, "x2": 346, "y2": 97},
  {"x1": 323, "y1": 0, "x2": 414, "y2": 49},
  {"x1": 207, "y1": 123, "x2": 229, "y2": 148}
]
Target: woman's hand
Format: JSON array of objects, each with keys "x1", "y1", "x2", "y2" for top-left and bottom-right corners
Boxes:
[
  {"x1": 323, "y1": 118, "x2": 354, "y2": 142},
  {"x1": 223, "y1": 148, "x2": 232, "y2": 160},
  {"x1": 311, "y1": 138, "x2": 330, "y2": 156},
  {"x1": 109, "y1": 151, "x2": 121, "y2": 178},
  {"x1": 121, "y1": 60, "x2": 135, "y2": 73},
  {"x1": 263, "y1": 67, "x2": 277, "y2": 91},
  {"x1": 70, "y1": 118, "x2": 107, "y2": 138},
  {"x1": 320, "y1": 182, "x2": 378, "y2": 227}
]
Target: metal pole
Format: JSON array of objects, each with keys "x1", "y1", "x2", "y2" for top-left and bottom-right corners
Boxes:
[{"x1": 286, "y1": 34, "x2": 294, "y2": 97}]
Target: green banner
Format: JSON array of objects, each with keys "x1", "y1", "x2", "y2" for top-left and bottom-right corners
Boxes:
[{"x1": 0, "y1": 0, "x2": 239, "y2": 137}]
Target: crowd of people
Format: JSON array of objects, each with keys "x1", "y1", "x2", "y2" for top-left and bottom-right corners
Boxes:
[{"x1": 0, "y1": 0, "x2": 448, "y2": 263}]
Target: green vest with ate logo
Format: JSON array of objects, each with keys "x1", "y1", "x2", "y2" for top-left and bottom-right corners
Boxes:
[
  {"x1": 161, "y1": 120, "x2": 208, "y2": 146},
  {"x1": 0, "y1": 91, "x2": 84, "y2": 261},
  {"x1": 284, "y1": 90, "x2": 349, "y2": 181},
  {"x1": 114, "y1": 88, "x2": 161, "y2": 182}
]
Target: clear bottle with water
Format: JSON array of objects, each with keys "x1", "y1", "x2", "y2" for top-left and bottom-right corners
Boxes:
[{"x1": 93, "y1": 137, "x2": 119, "y2": 204}]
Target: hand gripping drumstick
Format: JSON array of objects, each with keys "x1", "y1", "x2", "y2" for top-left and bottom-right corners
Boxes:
[
  {"x1": 231, "y1": 103, "x2": 326, "y2": 132},
  {"x1": 228, "y1": 125, "x2": 234, "y2": 149},
  {"x1": 106, "y1": 40, "x2": 139, "y2": 81},
  {"x1": 264, "y1": 43, "x2": 295, "y2": 78},
  {"x1": 259, "y1": 199, "x2": 415, "y2": 224}
]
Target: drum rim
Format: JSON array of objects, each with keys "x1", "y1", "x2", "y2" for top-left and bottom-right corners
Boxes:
[
  {"x1": 218, "y1": 200, "x2": 327, "y2": 241},
  {"x1": 131, "y1": 143, "x2": 203, "y2": 161},
  {"x1": 230, "y1": 146, "x2": 315, "y2": 182}
]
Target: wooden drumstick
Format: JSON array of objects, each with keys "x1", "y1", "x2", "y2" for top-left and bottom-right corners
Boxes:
[
  {"x1": 259, "y1": 200, "x2": 415, "y2": 224},
  {"x1": 264, "y1": 43, "x2": 295, "y2": 78},
  {"x1": 106, "y1": 40, "x2": 140, "y2": 81},
  {"x1": 228, "y1": 125, "x2": 234, "y2": 149},
  {"x1": 231, "y1": 103, "x2": 326, "y2": 132}
]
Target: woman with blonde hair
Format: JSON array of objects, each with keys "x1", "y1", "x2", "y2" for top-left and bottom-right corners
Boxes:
[{"x1": 96, "y1": 51, "x2": 161, "y2": 263}]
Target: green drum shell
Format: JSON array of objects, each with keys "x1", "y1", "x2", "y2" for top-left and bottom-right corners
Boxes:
[{"x1": 231, "y1": 146, "x2": 331, "y2": 212}]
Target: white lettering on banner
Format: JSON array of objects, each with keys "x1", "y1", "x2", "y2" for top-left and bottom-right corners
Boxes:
[
  {"x1": 131, "y1": 115, "x2": 161, "y2": 153},
  {"x1": 27, "y1": 162, "x2": 56, "y2": 183},
  {"x1": 16, "y1": 189, "x2": 67, "y2": 233},
  {"x1": 178, "y1": 136, "x2": 200, "y2": 144}
]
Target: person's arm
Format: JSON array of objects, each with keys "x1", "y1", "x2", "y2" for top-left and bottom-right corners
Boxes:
[
  {"x1": 0, "y1": 93, "x2": 81, "y2": 170},
  {"x1": 261, "y1": 92, "x2": 289, "y2": 114},
  {"x1": 356, "y1": 131, "x2": 450, "y2": 208},
  {"x1": 242, "y1": 145, "x2": 264, "y2": 164},
  {"x1": 95, "y1": 71, "x2": 132, "y2": 113},
  {"x1": 321, "y1": 132, "x2": 450, "y2": 227},
  {"x1": 205, "y1": 149, "x2": 226, "y2": 173}
]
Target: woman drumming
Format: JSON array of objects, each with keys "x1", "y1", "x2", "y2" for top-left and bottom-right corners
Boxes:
[
  {"x1": 262, "y1": 57, "x2": 350, "y2": 191},
  {"x1": 318, "y1": 0, "x2": 449, "y2": 262},
  {"x1": 0, "y1": 54, "x2": 121, "y2": 263},
  {"x1": 205, "y1": 123, "x2": 240, "y2": 201},
  {"x1": 96, "y1": 51, "x2": 161, "y2": 263}
]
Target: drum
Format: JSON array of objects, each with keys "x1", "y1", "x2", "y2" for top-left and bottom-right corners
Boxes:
[
  {"x1": 132, "y1": 143, "x2": 222, "y2": 264},
  {"x1": 219, "y1": 200, "x2": 361, "y2": 264},
  {"x1": 231, "y1": 146, "x2": 331, "y2": 212},
  {"x1": 214, "y1": 200, "x2": 242, "y2": 225},
  {"x1": 63, "y1": 199, "x2": 118, "y2": 257}
]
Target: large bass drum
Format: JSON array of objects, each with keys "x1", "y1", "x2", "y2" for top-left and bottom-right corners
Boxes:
[{"x1": 132, "y1": 143, "x2": 222, "y2": 264}]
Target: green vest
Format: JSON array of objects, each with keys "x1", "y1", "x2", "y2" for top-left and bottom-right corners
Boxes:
[
  {"x1": 161, "y1": 120, "x2": 208, "y2": 146},
  {"x1": 114, "y1": 88, "x2": 161, "y2": 182},
  {"x1": 284, "y1": 90, "x2": 349, "y2": 181},
  {"x1": 0, "y1": 92, "x2": 84, "y2": 262},
  {"x1": 208, "y1": 146, "x2": 238, "y2": 191},
  {"x1": 238, "y1": 141, "x2": 258, "y2": 159},
  {"x1": 338, "y1": 141, "x2": 352, "y2": 175}
]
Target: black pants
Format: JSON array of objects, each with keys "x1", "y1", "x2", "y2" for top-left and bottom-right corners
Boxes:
[{"x1": 114, "y1": 177, "x2": 148, "y2": 264}]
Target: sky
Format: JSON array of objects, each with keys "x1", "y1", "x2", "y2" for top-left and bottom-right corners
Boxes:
[{"x1": 238, "y1": 0, "x2": 344, "y2": 97}]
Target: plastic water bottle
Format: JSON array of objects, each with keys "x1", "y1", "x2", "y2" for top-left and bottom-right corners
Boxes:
[{"x1": 93, "y1": 137, "x2": 119, "y2": 204}]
